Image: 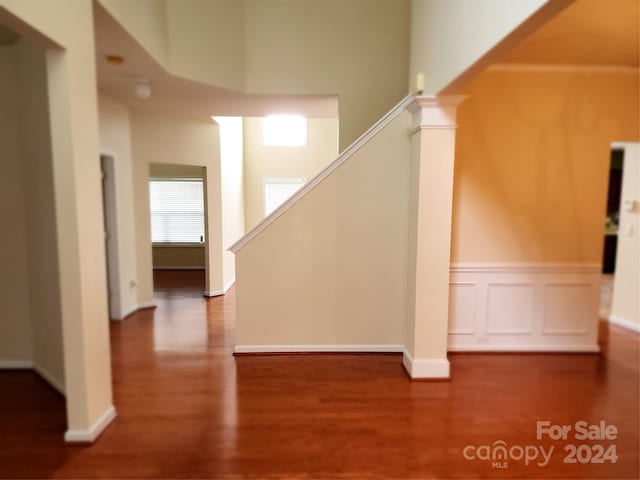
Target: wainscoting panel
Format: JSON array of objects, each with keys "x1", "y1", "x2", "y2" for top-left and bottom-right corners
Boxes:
[
  {"x1": 448, "y1": 264, "x2": 601, "y2": 352},
  {"x1": 486, "y1": 283, "x2": 534, "y2": 335},
  {"x1": 448, "y1": 284, "x2": 476, "y2": 334}
]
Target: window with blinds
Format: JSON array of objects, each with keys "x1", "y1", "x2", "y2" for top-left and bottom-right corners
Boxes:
[
  {"x1": 149, "y1": 179, "x2": 205, "y2": 243},
  {"x1": 263, "y1": 177, "x2": 306, "y2": 217}
]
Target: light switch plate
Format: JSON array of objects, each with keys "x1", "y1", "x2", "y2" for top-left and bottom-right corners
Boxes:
[{"x1": 623, "y1": 199, "x2": 636, "y2": 212}]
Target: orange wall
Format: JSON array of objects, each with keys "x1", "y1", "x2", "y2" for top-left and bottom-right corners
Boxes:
[{"x1": 452, "y1": 68, "x2": 640, "y2": 264}]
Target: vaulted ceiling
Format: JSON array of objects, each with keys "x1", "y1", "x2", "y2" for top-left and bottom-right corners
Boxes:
[
  {"x1": 501, "y1": 0, "x2": 639, "y2": 66},
  {"x1": 93, "y1": 3, "x2": 338, "y2": 122}
]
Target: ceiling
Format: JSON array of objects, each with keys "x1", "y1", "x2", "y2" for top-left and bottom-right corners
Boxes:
[
  {"x1": 500, "y1": 0, "x2": 639, "y2": 66},
  {"x1": 93, "y1": 4, "x2": 337, "y2": 122},
  {"x1": 95, "y1": 0, "x2": 638, "y2": 120}
]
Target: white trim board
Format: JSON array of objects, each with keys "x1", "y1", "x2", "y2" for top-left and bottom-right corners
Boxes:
[
  {"x1": 448, "y1": 344, "x2": 600, "y2": 353},
  {"x1": 137, "y1": 301, "x2": 157, "y2": 310},
  {"x1": 402, "y1": 350, "x2": 450, "y2": 379},
  {"x1": 450, "y1": 263, "x2": 601, "y2": 274},
  {"x1": 0, "y1": 360, "x2": 34, "y2": 369},
  {"x1": 114, "y1": 302, "x2": 157, "y2": 321},
  {"x1": 64, "y1": 405, "x2": 117, "y2": 443},
  {"x1": 0, "y1": 361, "x2": 66, "y2": 395},
  {"x1": 34, "y1": 364, "x2": 65, "y2": 396},
  {"x1": 204, "y1": 279, "x2": 235, "y2": 298},
  {"x1": 234, "y1": 344, "x2": 403, "y2": 354},
  {"x1": 229, "y1": 93, "x2": 415, "y2": 253},
  {"x1": 609, "y1": 315, "x2": 640, "y2": 333}
]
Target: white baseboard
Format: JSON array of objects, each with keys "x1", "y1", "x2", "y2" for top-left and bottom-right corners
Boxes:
[
  {"x1": 115, "y1": 304, "x2": 135, "y2": 321},
  {"x1": 234, "y1": 344, "x2": 403, "y2": 354},
  {"x1": 64, "y1": 405, "x2": 117, "y2": 443},
  {"x1": 609, "y1": 315, "x2": 640, "y2": 333},
  {"x1": 447, "y1": 344, "x2": 601, "y2": 352},
  {"x1": 402, "y1": 350, "x2": 450, "y2": 379},
  {"x1": 0, "y1": 360, "x2": 34, "y2": 369},
  {"x1": 137, "y1": 301, "x2": 157, "y2": 310},
  {"x1": 204, "y1": 279, "x2": 236, "y2": 298},
  {"x1": 0, "y1": 361, "x2": 66, "y2": 394},
  {"x1": 115, "y1": 302, "x2": 157, "y2": 321},
  {"x1": 34, "y1": 364, "x2": 65, "y2": 395}
]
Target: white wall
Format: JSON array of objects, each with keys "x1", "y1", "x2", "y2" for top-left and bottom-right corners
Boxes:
[
  {"x1": 131, "y1": 110, "x2": 223, "y2": 298},
  {"x1": 98, "y1": 0, "x2": 169, "y2": 66},
  {"x1": 409, "y1": 0, "x2": 567, "y2": 94},
  {"x1": 215, "y1": 117, "x2": 245, "y2": 289},
  {"x1": 611, "y1": 143, "x2": 640, "y2": 330},
  {"x1": 0, "y1": 37, "x2": 66, "y2": 389},
  {"x1": 234, "y1": 111, "x2": 412, "y2": 349},
  {"x1": 98, "y1": 94, "x2": 139, "y2": 318},
  {"x1": 15, "y1": 37, "x2": 65, "y2": 388},
  {"x1": 97, "y1": 103, "x2": 238, "y2": 301},
  {"x1": 0, "y1": 45, "x2": 33, "y2": 365},
  {"x1": 165, "y1": 0, "x2": 244, "y2": 91},
  {"x1": 244, "y1": 0, "x2": 410, "y2": 150},
  {"x1": 243, "y1": 116, "x2": 339, "y2": 230},
  {"x1": 99, "y1": 0, "x2": 409, "y2": 152},
  {"x1": 0, "y1": 0, "x2": 116, "y2": 437}
]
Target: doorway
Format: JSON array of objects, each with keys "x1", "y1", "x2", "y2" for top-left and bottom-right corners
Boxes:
[
  {"x1": 600, "y1": 148, "x2": 623, "y2": 320},
  {"x1": 101, "y1": 154, "x2": 121, "y2": 319},
  {"x1": 149, "y1": 163, "x2": 207, "y2": 296},
  {"x1": 605, "y1": 143, "x2": 640, "y2": 331}
]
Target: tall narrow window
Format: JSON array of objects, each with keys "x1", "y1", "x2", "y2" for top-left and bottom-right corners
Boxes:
[
  {"x1": 263, "y1": 177, "x2": 306, "y2": 217},
  {"x1": 149, "y1": 179, "x2": 205, "y2": 243},
  {"x1": 263, "y1": 115, "x2": 307, "y2": 146}
]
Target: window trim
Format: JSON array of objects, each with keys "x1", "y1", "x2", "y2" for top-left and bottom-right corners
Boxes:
[{"x1": 149, "y1": 177, "x2": 206, "y2": 244}]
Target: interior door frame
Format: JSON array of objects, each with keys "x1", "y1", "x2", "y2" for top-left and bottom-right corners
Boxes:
[
  {"x1": 100, "y1": 152, "x2": 122, "y2": 320},
  {"x1": 609, "y1": 141, "x2": 640, "y2": 332}
]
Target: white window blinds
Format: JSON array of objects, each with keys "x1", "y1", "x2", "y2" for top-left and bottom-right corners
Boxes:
[
  {"x1": 263, "y1": 178, "x2": 306, "y2": 217},
  {"x1": 149, "y1": 179, "x2": 205, "y2": 243}
]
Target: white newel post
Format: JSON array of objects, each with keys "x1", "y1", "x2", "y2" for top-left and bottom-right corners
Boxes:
[{"x1": 404, "y1": 95, "x2": 466, "y2": 379}]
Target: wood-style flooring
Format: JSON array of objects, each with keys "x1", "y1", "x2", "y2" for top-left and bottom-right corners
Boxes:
[{"x1": 0, "y1": 270, "x2": 638, "y2": 479}]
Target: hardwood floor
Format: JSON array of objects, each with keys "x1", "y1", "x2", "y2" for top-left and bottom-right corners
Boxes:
[{"x1": 0, "y1": 270, "x2": 638, "y2": 479}]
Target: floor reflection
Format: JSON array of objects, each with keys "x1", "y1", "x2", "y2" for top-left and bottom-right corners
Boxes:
[
  {"x1": 0, "y1": 271, "x2": 637, "y2": 478},
  {"x1": 152, "y1": 270, "x2": 209, "y2": 352}
]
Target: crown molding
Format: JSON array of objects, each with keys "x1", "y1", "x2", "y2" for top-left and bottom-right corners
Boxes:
[
  {"x1": 488, "y1": 63, "x2": 639, "y2": 74},
  {"x1": 408, "y1": 95, "x2": 468, "y2": 133}
]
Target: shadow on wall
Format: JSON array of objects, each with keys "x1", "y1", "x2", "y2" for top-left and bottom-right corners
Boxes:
[{"x1": 452, "y1": 68, "x2": 640, "y2": 264}]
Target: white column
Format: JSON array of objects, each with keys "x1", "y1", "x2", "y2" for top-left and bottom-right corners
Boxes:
[{"x1": 404, "y1": 95, "x2": 466, "y2": 379}]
